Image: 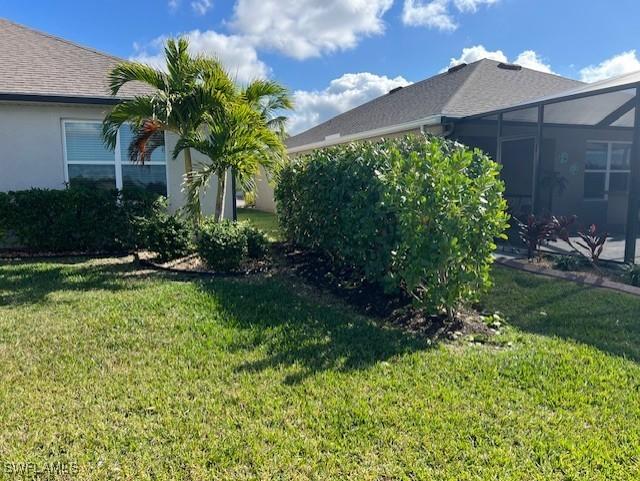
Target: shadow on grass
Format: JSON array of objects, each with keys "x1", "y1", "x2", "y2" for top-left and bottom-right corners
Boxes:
[
  {"x1": 197, "y1": 277, "x2": 428, "y2": 384},
  {"x1": 482, "y1": 266, "x2": 640, "y2": 362},
  {"x1": 0, "y1": 259, "x2": 148, "y2": 306}
]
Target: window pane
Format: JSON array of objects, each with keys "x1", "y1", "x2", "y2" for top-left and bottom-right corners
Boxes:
[
  {"x1": 65, "y1": 122, "x2": 114, "y2": 162},
  {"x1": 68, "y1": 164, "x2": 116, "y2": 190},
  {"x1": 584, "y1": 172, "x2": 606, "y2": 199},
  {"x1": 119, "y1": 124, "x2": 166, "y2": 163},
  {"x1": 122, "y1": 165, "x2": 167, "y2": 195},
  {"x1": 609, "y1": 172, "x2": 630, "y2": 193},
  {"x1": 611, "y1": 143, "x2": 631, "y2": 170},
  {"x1": 585, "y1": 142, "x2": 608, "y2": 169}
]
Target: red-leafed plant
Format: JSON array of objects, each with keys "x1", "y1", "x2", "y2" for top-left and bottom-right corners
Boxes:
[
  {"x1": 549, "y1": 215, "x2": 577, "y2": 244},
  {"x1": 517, "y1": 215, "x2": 555, "y2": 260},
  {"x1": 576, "y1": 224, "x2": 608, "y2": 265}
]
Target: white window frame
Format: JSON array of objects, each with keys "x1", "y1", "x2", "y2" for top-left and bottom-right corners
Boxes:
[
  {"x1": 584, "y1": 140, "x2": 632, "y2": 201},
  {"x1": 62, "y1": 119, "x2": 169, "y2": 193}
]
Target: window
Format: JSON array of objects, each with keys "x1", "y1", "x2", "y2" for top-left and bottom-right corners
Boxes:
[
  {"x1": 63, "y1": 120, "x2": 167, "y2": 195},
  {"x1": 583, "y1": 141, "x2": 631, "y2": 200}
]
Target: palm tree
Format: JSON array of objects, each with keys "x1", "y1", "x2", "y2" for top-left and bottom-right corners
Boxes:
[
  {"x1": 231, "y1": 80, "x2": 293, "y2": 214},
  {"x1": 242, "y1": 80, "x2": 294, "y2": 138},
  {"x1": 102, "y1": 38, "x2": 233, "y2": 219},
  {"x1": 178, "y1": 100, "x2": 285, "y2": 221}
]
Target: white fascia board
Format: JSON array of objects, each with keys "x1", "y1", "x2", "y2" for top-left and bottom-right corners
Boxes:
[{"x1": 287, "y1": 115, "x2": 444, "y2": 154}]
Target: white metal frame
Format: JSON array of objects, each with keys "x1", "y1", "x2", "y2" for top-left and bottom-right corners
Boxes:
[
  {"x1": 61, "y1": 119, "x2": 169, "y2": 192},
  {"x1": 584, "y1": 140, "x2": 632, "y2": 201}
]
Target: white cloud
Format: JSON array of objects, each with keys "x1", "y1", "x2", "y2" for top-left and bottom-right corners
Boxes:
[
  {"x1": 168, "y1": 0, "x2": 179, "y2": 10},
  {"x1": 191, "y1": 0, "x2": 213, "y2": 15},
  {"x1": 579, "y1": 50, "x2": 640, "y2": 83},
  {"x1": 230, "y1": 0, "x2": 393, "y2": 60},
  {"x1": 403, "y1": 0, "x2": 456, "y2": 31},
  {"x1": 131, "y1": 30, "x2": 269, "y2": 84},
  {"x1": 445, "y1": 45, "x2": 553, "y2": 73},
  {"x1": 446, "y1": 45, "x2": 507, "y2": 68},
  {"x1": 402, "y1": 0, "x2": 498, "y2": 31},
  {"x1": 513, "y1": 50, "x2": 552, "y2": 74},
  {"x1": 288, "y1": 72, "x2": 411, "y2": 134},
  {"x1": 453, "y1": 0, "x2": 498, "y2": 12}
]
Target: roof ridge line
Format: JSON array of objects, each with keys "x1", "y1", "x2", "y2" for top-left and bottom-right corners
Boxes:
[
  {"x1": 0, "y1": 17, "x2": 128, "y2": 65},
  {"x1": 440, "y1": 61, "x2": 483, "y2": 114}
]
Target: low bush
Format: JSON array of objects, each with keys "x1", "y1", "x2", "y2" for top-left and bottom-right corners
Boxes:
[
  {"x1": 241, "y1": 223, "x2": 269, "y2": 259},
  {"x1": 275, "y1": 135, "x2": 510, "y2": 318},
  {"x1": 196, "y1": 220, "x2": 247, "y2": 271},
  {"x1": 623, "y1": 263, "x2": 640, "y2": 287},
  {"x1": 135, "y1": 199, "x2": 194, "y2": 262},
  {"x1": 553, "y1": 255, "x2": 586, "y2": 272},
  {"x1": 0, "y1": 187, "x2": 157, "y2": 253},
  {"x1": 0, "y1": 192, "x2": 10, "y2": 242}
]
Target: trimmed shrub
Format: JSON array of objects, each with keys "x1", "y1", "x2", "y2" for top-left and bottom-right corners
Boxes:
[
  {"x1": 241, "y1": 223, "x2": 269, "y2": 259},
  {"x1": 135, "y1": 199, "x2": 194, "y2": 262},
  {"x1": 0, "y1": 192, "x2": 10, "y2": 242},
  {"x1": 276, "y1": 141, "x2": 398, "y2": 284},
  {"x1": 275, "y1": 135, "x2": 509, "y2": 317},
  {"x1": 196, "y1": 220, "x2": 247, "y2": 271},
  {"x1": 0, "y1": 187, "x2": 157, "y2": 253},
  {"x1": 623, "y1": 263, "x2": 640, "y2": 287},
  {"x1": 553, "y1": 255, "x2": 586, "y2": 272}
]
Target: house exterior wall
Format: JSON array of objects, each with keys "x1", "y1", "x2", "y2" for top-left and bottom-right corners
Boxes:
[
  {"x1": 453, "y1": 119, "x2": 633, "y2": 232},
  {"x1": 0, "y1": 101, "x2": 232, "y2": 218},
  {"x1": 254, "y1": 125, "x2": 443, "y2": 213}
]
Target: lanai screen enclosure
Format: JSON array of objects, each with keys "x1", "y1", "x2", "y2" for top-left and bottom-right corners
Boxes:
[{"x1": 452, "y1": 72, "x2": 640, "y2": 264}]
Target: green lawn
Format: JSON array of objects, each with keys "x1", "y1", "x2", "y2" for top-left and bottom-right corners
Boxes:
[
  {"x1": 0, "y1": 257, "x2": 639, "y2": 480},
  {"x1": 237, "y1": 207, "x2": 281, "y2": 241}
]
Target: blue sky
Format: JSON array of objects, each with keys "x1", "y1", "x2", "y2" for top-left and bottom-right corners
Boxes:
[{"x1": 3, "y1": 0, "x2": 640, "y2": 133}]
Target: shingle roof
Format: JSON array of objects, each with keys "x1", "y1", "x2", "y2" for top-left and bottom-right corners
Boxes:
[
  {"x1": 0, "y1": 18, "x2": 152, "y2": 102},
  {"x1": 286, "y1": 59, "x2": 584, "y2": 149}
]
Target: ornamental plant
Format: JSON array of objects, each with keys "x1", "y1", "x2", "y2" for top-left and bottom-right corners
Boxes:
[
  {"x1": 134, "y1": 198, "x2": 194, "y2": 262},
  {"x1": 196, "y1": 220, "x2": 248, "y2": 271},
  {"x1": 276, "y1": 135, "x2": 510, "y2": 320}
]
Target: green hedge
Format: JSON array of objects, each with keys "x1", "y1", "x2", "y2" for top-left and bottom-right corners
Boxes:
[
  {"x1": 0, "y1": 187, "x2": 157, "y2": 253},
  {"x1": 195, "y1": 220, "x2": 269, "y2": 271},
  {"x1": 275, "y1": 135, "x2": 509, "y2": 316},
  {"x1": 196, "y1": 220, "x2": 248, "y2": 271}
]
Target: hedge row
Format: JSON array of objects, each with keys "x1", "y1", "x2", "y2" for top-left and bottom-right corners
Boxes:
[
  {"x1": 275, "y1": 135, "x2": 509, "y2": 316},
  {"x1": 0, "y1": 187, "x2": 157, "y2": 253}
]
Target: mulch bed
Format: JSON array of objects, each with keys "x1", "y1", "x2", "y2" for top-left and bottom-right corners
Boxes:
[
  {"x1": 271, "y1": 243, "x2": 495, "y2": 341},
  {"x1": 138, "y1": 252, "x2": 271, "y2": 277}
]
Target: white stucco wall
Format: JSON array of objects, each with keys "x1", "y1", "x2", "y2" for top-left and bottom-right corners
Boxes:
[
  {"x1": 254, "y1": 165, "x2": 276, "y2": 213},
  {"x1": 0, "y1": 100, "x2": 232, "y2": 218}
]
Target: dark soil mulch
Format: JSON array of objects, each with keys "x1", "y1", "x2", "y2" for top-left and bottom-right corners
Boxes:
[
  {"x1": 272, "y1": 243, "x2": 494, "y2": 341},
  {"x1": 139, "y1": 252, "x2": 272, "y2": 277},
  {"x1": 271, "y1": 242, "x2": 409, "y2": 318}
]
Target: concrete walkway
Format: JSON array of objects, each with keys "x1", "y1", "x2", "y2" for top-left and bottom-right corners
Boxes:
[{"x1": 494, "y1": 254, "x2": 640, "y2": 297}]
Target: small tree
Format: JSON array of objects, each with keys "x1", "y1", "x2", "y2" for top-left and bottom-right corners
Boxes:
[
  {"x1": 102, "y1": 38, "x2": 234, "y2": 220},
  {"x1": 179, "y1": 101, "x2": 285, "y2": 221}
]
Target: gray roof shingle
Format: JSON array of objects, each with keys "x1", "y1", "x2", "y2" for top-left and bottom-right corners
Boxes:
[
  {"x1": 287, "y1": 59, "x2": 583, "y2": 149},
  {"x1": 0, "y1": 18, "x2": 152, "y2": 101}
]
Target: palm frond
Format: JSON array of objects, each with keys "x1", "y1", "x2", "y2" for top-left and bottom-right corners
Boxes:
[
  {"x1": 127, "y1": 120, "x2": 165, "y2": 164},
  {"x1": 102, "y1": 96, "x2": 164, "y2": 149},
  {"x1": 243, "y1": 80, "x2": 293, "y2": 110},
  {"x1": 108, "y1": 62, "x2": 167, "y2": 95}
]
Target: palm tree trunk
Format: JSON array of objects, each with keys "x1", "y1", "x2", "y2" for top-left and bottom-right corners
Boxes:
[
  {"x1": 214, "y1": 170, "x2": 226, "y2": 222},
  {"x1": 183, "y1": 148, "x2": 201, "y2": 221}
]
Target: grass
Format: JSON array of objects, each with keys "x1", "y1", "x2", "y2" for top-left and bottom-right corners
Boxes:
[
  {"x1": 237, "y1": 207, "x2": 281, "y2": 241},
  {"x1": 0, "y1": 256, "x2": 639, "y2": 480}
]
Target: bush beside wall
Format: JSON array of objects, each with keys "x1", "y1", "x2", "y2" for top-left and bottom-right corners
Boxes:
[
  {"x1": 275, "y1": 135, "x2": 509, "y2": 315},
  {"x1": 0, "y1": 187, "x2": 157, "y2": 253}
]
